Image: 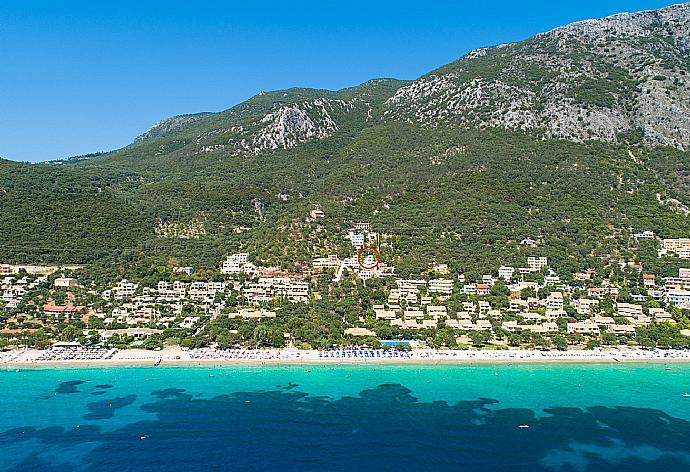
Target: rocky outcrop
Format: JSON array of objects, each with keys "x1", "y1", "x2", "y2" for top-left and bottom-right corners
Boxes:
[
  {"x1": 227, "y1": 98, "x2": 354, "y2": 155},
  {"x1": 385, "y1": 2, "x2": 690, "y2": 150}
]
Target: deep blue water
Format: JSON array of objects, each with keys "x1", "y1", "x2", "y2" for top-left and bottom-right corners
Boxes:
[{"x1": 1, "y1": 364, "x2": 690, "y2": 471}]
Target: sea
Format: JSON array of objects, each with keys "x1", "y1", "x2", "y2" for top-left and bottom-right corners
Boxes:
[{"x1": 1, "y1": 363, "x2": 690, "y2": 471}]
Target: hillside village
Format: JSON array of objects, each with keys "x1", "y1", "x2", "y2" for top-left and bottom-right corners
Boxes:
[{"x1": 2, "y1": 218, "x2": 690, "y2": 356}]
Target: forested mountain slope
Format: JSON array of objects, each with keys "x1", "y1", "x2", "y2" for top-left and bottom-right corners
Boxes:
[{"x1": 2, "y1": 4, "x2": 690, "y2": 280}]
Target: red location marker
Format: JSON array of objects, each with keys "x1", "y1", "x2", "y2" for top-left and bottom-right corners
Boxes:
[{"x1": 357, "y1": 246, "x2": 381, "y2": 269}]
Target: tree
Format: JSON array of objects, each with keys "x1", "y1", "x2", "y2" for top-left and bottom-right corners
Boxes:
[
  {"x1": 253, "y1": 325, "x2": 271, "y2": 348},
  {"x1": 60, "y1": 325, "x2": 80, "y2": 342},
  {"x1": 469, "y1": 331, "x2": 491, "y2": 348},
  {"x1": 552, "y1": 335, "x2": 568, "y2": 351}
]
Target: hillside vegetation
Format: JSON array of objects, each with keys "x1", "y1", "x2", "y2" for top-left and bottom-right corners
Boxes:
[{"x1": 2, "y1": 4, "x2": 690, "y2": 279}]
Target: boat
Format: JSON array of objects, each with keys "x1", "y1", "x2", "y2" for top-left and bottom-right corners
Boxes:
[
  {"x1": 682, "y1": 393, "x2": 690, "y2": 398},
  {"x1": 519, "y1": 425, "x2": 530, "y2": 429}
]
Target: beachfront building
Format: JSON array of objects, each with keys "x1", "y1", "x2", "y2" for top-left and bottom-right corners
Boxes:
[
  {"x1": 475, "y1": 284, "x2": 490, "y2": 296},
  {"x1": 649, "y1": 308, "x2": 675, "y2": 324},
  {"x1": 607, "y1": 324, "x2": 636, "y2": 334},
  {"x1": 527, "y1": 257, "x2": 548, "y2": 272},
  {"x1": 313, "y1": 255, "x2": 340, "y2": 270},
  {"x1": 426, "y1": 305, "x2": 448, "y2": 318},
  {"x1": 544, "y1": 309, "x2": 567, "y2": 321},
  {"x1": 498, "y1": 266, "x2": 515, "y2": 280},
  {"x1": 544, "y1": 275, "x2": 560, "y2": 285},
  {"x1": 428, "y1": 278, "x2": 453, "y2": 295},
  {"x1": 572, "y1": 298, "x2": 599, "y2": 315},
  {"x1": 157, "y1": 280, "x2": 187, "y2": 298},
  {"x1": 396, "y1": 279, "x2": 427, "y2": 293},
  {"x1": 546, "y1": 292, "x2": 564, "y2": 311},
  {"x1": 509, "y1": 299, "x2": 528, "y2": 312},
  {"x1": 567, "y1": 321, "x2": 600, "y2": 335},
  {"x1": 173, "y1": 266, "x2": 194, "y2": 276},
  {"x1": 667, "y1": 289, "x2": 690, "y2": 309},
  {"x1": 188, "y1": 281, "x2": 226, "y2": 300},
  {"x1": 344, "y1": 327, "x2": 376, "y2": 337},
  {"x1": 587, "y1": 287, "x2": 620, "y2": 299},
  {"x1": 663, "y1": 238, "x2": 690, "y2": 252},
  {"x1": 463, "y1": 284, "x2": 476, "y2": 295},
  {"x1": 616, "y1": 302, "x2": 644, "y2": 318},
  {"x1": 103, "y1": 280, "x2": 139, "y2": 300},
  {"x1": 635, "y1": 230, "x2": 655, "y2": 239},
  {"x1": 309, "y1": 209, "x2": 325, "y2": 220},
  {"x1": 664, "y1": 276, "x2": 690, "y2": 290},
  {"x1": 345, "y1": 232, "x2": 365, "y2": 249},
  {"x1": 43, "y1": 304, "x2": 85, "y2": 318},
  {"x1": 228, "y1": 308, "x2": 277, "y2": 319},
  {"x1": 642, "y1": 274, "x2": 656, "y2": 288},
  {"x1": 54, "y1": 277, "x2": 80, "y2": 288},
  {"x1": 99, "y1": 328, "x2": 162, "y2": 341},
  {"x1": 374, "y1": 305, "x2": 397, "y2": 320},
  {"x1": 502, "y1": 321, "x2": 558, "y2": 333},
  {"x1": 221, "y1": 253, "x2": 256, "y2": 275},
  {"x1": 242, "y1": 277, "x2": 309, "y2": 305}
]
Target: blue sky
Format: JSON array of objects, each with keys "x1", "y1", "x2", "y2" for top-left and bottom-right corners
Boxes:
[{"x1": 0, "y1": 0, "x2": 677, "y2": 162}]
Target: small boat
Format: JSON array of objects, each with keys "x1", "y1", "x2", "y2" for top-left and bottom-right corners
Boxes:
[
  {"x1": 304, "y1": 369, "x2": 311, "y2": 373},
  {"x1": 682, "y1": 393, "x2": 690, "y2": 398},
  {"x1": 140, "y1": 435, "x2": 149, "y2": 440},
  {"x1": 665, "y1": 367, "x2": 672, "y2": 371},
  {"x1": 519, "y1": 425, "x2": 530, "y2": 429}
]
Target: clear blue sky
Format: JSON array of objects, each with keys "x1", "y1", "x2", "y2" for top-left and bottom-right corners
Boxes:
[{"x1": 0, "y1": 0, "x2": 677, "y2": 162}]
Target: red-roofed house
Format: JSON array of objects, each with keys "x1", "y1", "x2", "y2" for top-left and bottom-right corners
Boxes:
[{"x1": 42, "y1": 304, "x2": 85, "y2": 316}]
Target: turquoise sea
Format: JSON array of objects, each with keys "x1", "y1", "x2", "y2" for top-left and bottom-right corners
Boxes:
[{"x1": 1, "y1": 363, "x2": 690, "y2": 471}]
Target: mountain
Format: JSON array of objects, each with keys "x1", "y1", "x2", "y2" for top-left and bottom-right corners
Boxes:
[
  {"x1": 93, "y1": 79, "x2": 406, "y2": 166},
  {"x1": 385, "y1": 2, "x2": 690, "y2": 149},
  {"x1": 2, "y1": 3, "x2": 690, "y2": 280}
]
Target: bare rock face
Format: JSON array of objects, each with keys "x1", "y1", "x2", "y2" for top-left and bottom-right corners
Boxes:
[
  {"x1": 227, "y1": 98, "x2": 354, "y2": 155},
  {"x1": 251, "y1": 100, "x2": 340, "y2": 151},
  {"x1": 385, "y1": 2, "x2": 690, "y2": 150}
]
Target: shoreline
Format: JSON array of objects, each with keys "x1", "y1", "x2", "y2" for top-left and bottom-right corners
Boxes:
[{"x1": 3, "y1": 347, "x2": 690, "y2": 369}]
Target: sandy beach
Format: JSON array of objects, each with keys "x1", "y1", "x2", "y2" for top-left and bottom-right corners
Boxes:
[{"x1": 2, "y1": 346, "x2": 690, "y2": 368}]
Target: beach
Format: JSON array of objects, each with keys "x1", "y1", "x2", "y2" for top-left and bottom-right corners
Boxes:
[{"x1": 2, "y1": 346, "x2": 690, "y2": 368}]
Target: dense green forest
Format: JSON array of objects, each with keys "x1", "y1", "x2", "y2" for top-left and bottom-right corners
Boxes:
[
  {"x1": 2, "y1": 121, "x2": 690, "y2": 280},
  {"x1": 2, "y1": 33, "x2": 690, "y2": 279}
]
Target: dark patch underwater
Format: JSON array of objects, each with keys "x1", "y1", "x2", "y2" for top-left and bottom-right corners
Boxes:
[{"x1": 3, "y1": 383, "x2": 690, "y2": 471}]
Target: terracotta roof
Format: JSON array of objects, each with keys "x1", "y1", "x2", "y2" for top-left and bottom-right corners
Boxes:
[{"x1": 42, "y1": 304, "x2": 84, "y2": 313}]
